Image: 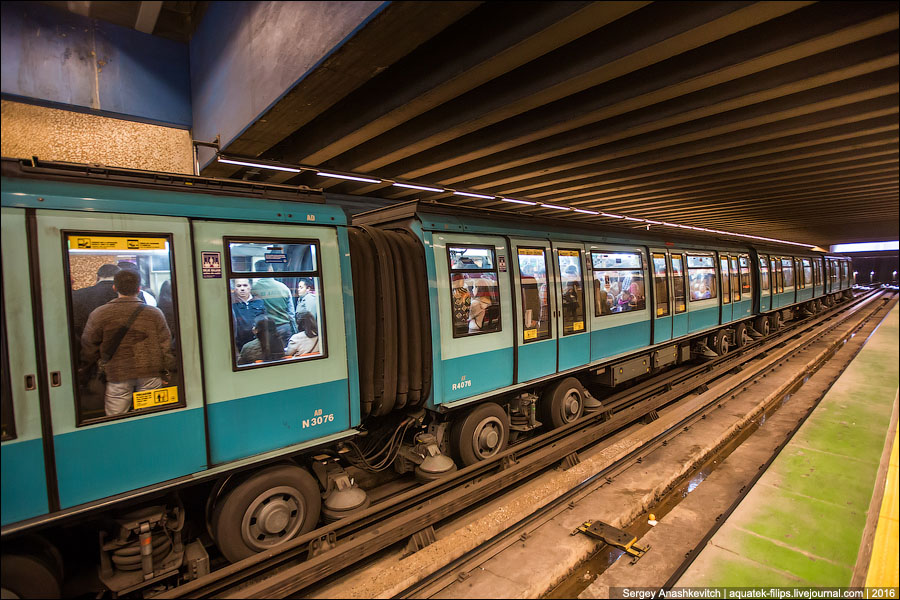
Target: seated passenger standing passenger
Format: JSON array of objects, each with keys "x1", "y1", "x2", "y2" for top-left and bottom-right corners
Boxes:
[
  {"x1": 450, "y1": 275, "x2": 471, "y2": 335},
  {"x1": 72, "y1": 263, "x2": 120, "y2": 339},
  {"x1": 80, "y1": 269, "x2": 175, "y2": 416},
  {"x1": 251, "y1": 260, "x2": 296, "y2": 347},
  {"x1": 468, "y1": 278, "x2": 493, "y2": 332},
  {"x1": 231, "y1": 278, "x2": 266, "y2": 350},
  {"x1": 286, "y1": 312, "x2": 319, "y2": 357},
  {"x1": 238, "y1": 316, "x2": 284, "y2": 365}
]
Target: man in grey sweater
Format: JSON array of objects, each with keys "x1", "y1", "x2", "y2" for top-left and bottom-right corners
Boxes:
[{"x1": 81, "y1": 269, "x2": 175, "y2": 416}]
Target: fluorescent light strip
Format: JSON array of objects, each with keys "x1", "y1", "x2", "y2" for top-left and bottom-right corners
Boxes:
[
  {"x1": 573, "y1": 208, "x2": 599, "y2": 215},
  {"x1": 454, "y1": 191, "x2": 494, "y2": 199},
  {"x1": 644, "y1": 220, "x2": 662, "y2": 225},
  {"x1": 623, "y1": 216, "x2": 645, "y2": 222},
  {"x1": 393, "y1": 182, "x2": 445, "y2": 193},
  {"x1": 217, "y1": 157, "x2": 301, "y2": 173},
  {"x1": 541, "y1": 203, "x2": 571, "y2": 210},
  {"x1": 501, "y1": 198, "x2": 537, "y2": 205},
  {"x1": 601, "y1": 212, "x2": 624, "y2": 219},
  {"x1": 316, "y1": 172, "x2": 381, "y2": 184}
]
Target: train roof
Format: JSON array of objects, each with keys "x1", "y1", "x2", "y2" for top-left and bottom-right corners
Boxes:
[{"x1": 353, "y1": 200, "x2": 829, "y2": 257}]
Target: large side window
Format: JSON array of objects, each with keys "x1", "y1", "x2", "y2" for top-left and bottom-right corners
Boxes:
[
  {"x1": 66, "y1": 233, "x2": 184, "y2": 424},
  {"x1": 739, "y1": 255, "x2": 752, "y2": 296},
  {"x1": 730, "y1": 256, "x2": 740, "y2": 302},
  {"x1": 558, "y1": 250, "x2": 586, "y2": 335},
  {"x1": 782, "y1": 258, "x2": 795, "y2": 289},
  {"x1": 815, "y1": 259, "x2": 823, "y2": 287},
  {"x1": 774, "y1": 258, "x2": 784, "y2": 293},
  {"x1": 671, "y1": 254, "x2": 686, "y2": 313},
  {"x1": 448, "y1": 245, "x2": 501, "y2": 337},
  {"x1": 719, "y1": 256, "x2": 731, "y2": 304},
  {"x1": 226, "y1": 240, "x2": 325, "y2": 368},
  {"x1": 759, "y1": 256, "x2": 769, "y2": 291},
  {"x1": 517, "y1": 248, "x2": 551, "y2": 342},
  {"x1": 801, "y1": 259, "x2": 812, "y2": 289},
  {"x1": 652, "y1": 253, "x2": 670, "y2": 317},
  {"x1": 591, "y1": 251, "x2": 646, "y2": 315},
  {"x1": 687, "y1": 255, "x2": 717, "y2": 301}
]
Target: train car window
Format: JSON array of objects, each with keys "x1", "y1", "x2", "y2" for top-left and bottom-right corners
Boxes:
[
  {"x1": 517, "y1": 248, "x2": 551, "y2": 343},
  {"x1": 782, "y1": 258, "x2": 795, "y2": 289},
  {"x1": 671, "y1": 254, "x2": 686, "y2": 313},
  {"x1": 558, "y1": 250, "x2": 586, "y2": 336},
  {"x1": 775, "y1": 258, "x2": 785, "y2": 293},
  {"x1": 590, "y1": 252, "x2": 646, "y2": 315},
  {"x1": 65, "y1": 233, "x2": 184, "y2": 424},
  {"x1": 652, "y1": 253, "x2": 670, "y2": 317},
  {"x1": 719, "y1": 256, "x2": 731, "y2": 304},
  {"x1": 730, "y1": 256, "x2": 741, "y2": 302},
  {"x1": 815, "y1": 260, "x2": 823, "y2": 287},
  {"x1": 739, "y1": 255, "x2": 752, "y2": 295},
  {"x1": 448, "y1": 245, "x2": 501, "y2": 337},
  {"x1": 801, "y1": 259, "x2": 812, "y2": 289},
  {"x1": 687, "y1": 255, "x2": 717, "y2": 301},
  {"x1": 226, "y1": 240, "x2": 325, "y2": 369},
  {"x1": 759, "y1": 256, "x2": 770, "y2": 291},
  {"x1": 1, "y1": 276, "x2": 15, "y2": 440}
]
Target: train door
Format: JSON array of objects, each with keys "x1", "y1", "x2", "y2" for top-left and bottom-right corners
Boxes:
[
  {"x1": 587, "y1": 246, "x2": 651, "y2": 359},
  {"x1": 670, "y1": 252, "x2": 689, "y2": 338},
  {"x1": 33, "y1": 211, "x2": 206, "y2": 510},
  {"x1": 1, "y1": 208, "x2": 50, "y2": 525},
  {"x1": 736, "y1": 254, "x2": 753, "y2": 318},
  {"x1": 758, "y1": 255, "x2": 771, "y2": 312},
  {"x1": 192, "y1": 221, "x2": 353, "y2": 464},
  {"x1": 650, "y1": 250, "x2": 672, "y2": 343},
  {"x1": 719, "y1": 253, "x2": 732, "y2": 323},
  {"x1": 510, "y1": 238, "x2": 557, "y2": 382},
  {"x1": 552, "y1": 244, "x2": 590, "y2": 372}
]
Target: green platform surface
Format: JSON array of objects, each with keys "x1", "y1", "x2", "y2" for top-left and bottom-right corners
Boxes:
[{"x1": 678, "y1": 303, "x2": 899, "y2": 587}]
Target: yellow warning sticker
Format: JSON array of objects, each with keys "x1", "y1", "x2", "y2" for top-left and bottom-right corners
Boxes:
[
  {"x1": 572, "y1": 321, "x2": 584, "y2": 331},
  {"x1": 559, "y1": 250, "x2": 580, "y2": 257},
  {"x1": 133, "y1": 386, "x2": 179, "y2": 410},
  {"x1": 524, "y1": 328, "x2": 538, "y2": 340},
  {"x1": 68, "y1": 235, "x2": 167, "y2": 251},
  {"x1": 517, "y1": 248, "x2": 544, "y2": 256}
]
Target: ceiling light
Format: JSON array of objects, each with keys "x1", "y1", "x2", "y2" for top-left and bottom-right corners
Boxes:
[
  {"x1": 541, "y1": 203, "x2": 570, "y2": 210},
  {"x1": 217, "y1": 157, "x2": 301, "y2": 173},
  {"x1": 454, "y1": 191, "x2": 494, "y2": 199},
  {"x1": 623, "y1": 216, "x2": 644, "y2": 222},
  {"x1": 501, "y1": 198, "x2": 537, "y2": 205},
  {"x1": 573, "y1": 208, "x2": 599, "y2": 215},
  {"x1": 316, "y1": 172, "x2": 381, "y2": 183},
  {"x1": 393, "y1": 182, "x2": 445, "y2": 192},
  {"x1": 601, "y1": 213, "x2": 624, "y2": 219},
  {"x1": 644, "y1": 220, "x2": 662, "y2": 225}
]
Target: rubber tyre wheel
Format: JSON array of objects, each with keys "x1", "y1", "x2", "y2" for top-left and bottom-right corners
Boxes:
[
  {"x1": 755, "y1": 316, "x2": 770, "y2": 337},
  {"x1": 733, "y1": 322, "x2": 749, "y2": 348},
  {"x1": 710, "y1": 330, "x2": 729, "y2": 355},
  {"x1": 212, "y1": 464, "x2": 321, "y2": 563},
  {"x1": 541, "y1": 377, "x2": 585, "y2": 429},
  {"x1": 451, "y1": 402, "x2": 509, "y2": 467},
  {"x1": 1, "y1": 553, "x2": 61, "y2": 599},
  {"x1": 770, "y1": 313, "x2": 782, "y2": 331}
]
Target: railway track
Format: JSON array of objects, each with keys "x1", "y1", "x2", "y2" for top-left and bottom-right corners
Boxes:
[{"x1": 157, "y1": 289, "x2": 889, "y2": 599}]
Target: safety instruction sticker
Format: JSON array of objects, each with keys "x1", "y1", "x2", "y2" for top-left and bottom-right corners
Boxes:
[
  {"x1": 201, "y1": 251, "x2": 221, "y2": 278},
  {"x1": 572, "y1": 321, "x2": 585, "y2": 331},
  {"x1": 559, "y1": 249, "x2": 580, "y2": 257},
  {"x1": 523, "y1": 328, "x2": 538, "y2": 340},
  {"x1": 133, "y1": 386, "x2": 179, "y2": 410},
  {"x1": 69, "y1": 235, "x2": 166, "y2": 250}
]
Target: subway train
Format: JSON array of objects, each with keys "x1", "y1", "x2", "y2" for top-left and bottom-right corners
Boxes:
[{"x1": 0, "y1": 158, "x2": 854, "y2": 597}]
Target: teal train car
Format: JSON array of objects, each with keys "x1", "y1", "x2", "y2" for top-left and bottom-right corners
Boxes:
[{"x1": 0, "y1": 159, "x2": 853, "y2": 597}]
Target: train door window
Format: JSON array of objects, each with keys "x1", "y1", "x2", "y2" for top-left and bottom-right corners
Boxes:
[
  {"x1": 448, "y1": 245, "x2": 501, "y2": 337},
  {"x1": 558, "y1": 250, "x2": 585, "y2": 335},
  {"x1": 65, "y1": 233, "x2": 184, "y2": 424},
  {"x1": 774, "y1": 258, "x2": 784, "y2": 293},
  {"x1": 759, "y1": 256, "x2": 769, "y2": 291},
  {"x1": 517, "y1": 248, "x2": 551, "y2": 342},
  {"x1": 652, "y1": 253, "x2": 670, "y2": 317},
  {"x1": 671, "y1": 254, "x2": 686, "y2": 313},
  {"x1": 1, "y1": 278, "x2": 14, "y2": 440},
  {"x1": 687, "y1": 255, "x2": 717, "y2": 301},
  {"x1": 730, "y1": 256, "x2": 740, "y2": 302},
  {"x1": 590, "y1": 251, "x2": 646, "y2": 315},
  {"x1": 739, "y1": 255, "x2": 752, "y2": 296},
  {"x1": 802, "y1": 259, "x2": 812, "y2": 289},
  {"x1": 815, "y1": 260, "x2": 823, "y2": 287},
  {"x1": 719, "y1": 256, "x2": 731, "y2": 304},
  {"x1": 782, "y1": 258, "x2": 794, "y2": 289},
  {"x1": 830, "y1": 260, "x2": 839, "y2": 288},
  {"x1": 226, "y1": 240, "x2": 325, "y2": 367},
  {"x1": 841, "y1": 261, "x2": 848, "y2": 287}
]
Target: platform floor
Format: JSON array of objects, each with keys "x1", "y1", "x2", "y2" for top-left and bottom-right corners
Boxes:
[{"x1": 677, "y1": 304, "x2": 899, "y2": 587}]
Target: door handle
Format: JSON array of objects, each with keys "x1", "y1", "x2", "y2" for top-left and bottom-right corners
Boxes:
[
  {"x1": 24, "y1": 374, "x2": 37, "y2": 390},
  {"x1": 50, "y1": 371, "x2": 62, "y2": 387}
]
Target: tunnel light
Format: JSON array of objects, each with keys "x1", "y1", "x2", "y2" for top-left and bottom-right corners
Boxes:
[
  {"x1": 623, "y1": 216, "x2": 645, "y2": 222},
  {"x1": 501, "y1": 198, "x2": 537, "y2": 205},
  {"x1": 573, "y1": 208, "x2": 600, "y2": 215},
  {"x1": 830, "y1": 241, "x2": 899, "y2": 252},
  {"x1": 601, "y1": 213, "x2": 624, "y2": 219},
  {"x1": 454, "y1": 191, "x2": 495, "y2": 199},
  {"x1": 217, "y1": 157, "x2": 302, "y2": 173},
  {"x1": 393, "y1": 182, "x2": 445, "y2": 192},
  {"x1": 541, "y1": 203, "x2": 571, "y2": 210},
  {"x1": 316, "y1": 172, "x2": 381, "y2": 184},
  {"x1": 644, "y1": 220, "x2": 662, "y2": 225}
]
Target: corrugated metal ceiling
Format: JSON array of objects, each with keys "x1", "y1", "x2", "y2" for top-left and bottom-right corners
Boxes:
[{"x1": 202, "y1": 1, "x2": 898, "y2": 247}]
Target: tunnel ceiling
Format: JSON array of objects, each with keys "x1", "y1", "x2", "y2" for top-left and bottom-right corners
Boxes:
[{"x1": 201, "y1": 1, "x2": 898, "y2": 248}]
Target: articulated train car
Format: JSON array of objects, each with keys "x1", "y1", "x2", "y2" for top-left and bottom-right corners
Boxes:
[{"x1": 0, "y1": 158, "x2": 853, "y2": 597}]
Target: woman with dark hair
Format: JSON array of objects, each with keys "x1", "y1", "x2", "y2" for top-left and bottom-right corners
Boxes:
[
  {"x1": 157, "y1": 279, "x2": 177, "y2": 337},
  {"x1": 238, "y1": 316, "x2": 284, "y2": 364},
  {"x1": 285, "y1": 312, "x2": 320, "y2": 357}
]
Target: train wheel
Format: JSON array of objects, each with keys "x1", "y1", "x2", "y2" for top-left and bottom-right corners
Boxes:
[
  {"x1": 541, "y1": 377, "x2": 585, "y2": 429},
  {"x1": 769, "y1": 312, "x2": 782, "y2": 331},
  {"x1": 451, "y1": 402, "x2": 509, "y2": 467},
  {"x1": 755, "y1": 315, "x2": 770, "y2": 337},
  {"x1": 733, "y1": 322, "x2": 749, "y2": 348},
  {"x1": 0, "y1": 553, "x2": 62, "y2": 599},
  {"x1": 709, "y1": 330, "x2": 729, "y2": 355},
  {"x1": 211, "y1": 464, "x2": 321, "y2": 563}
]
